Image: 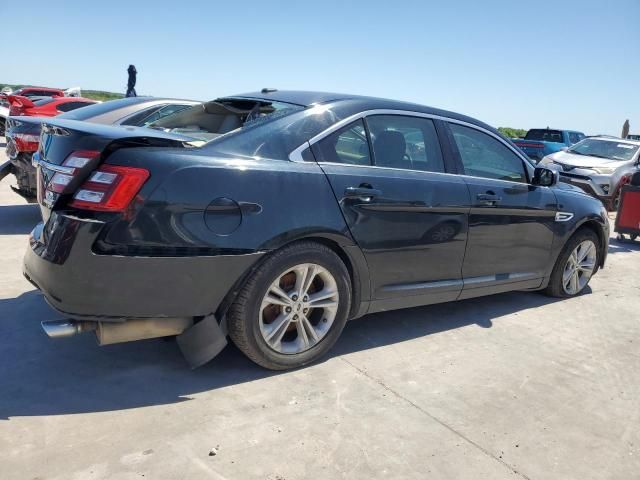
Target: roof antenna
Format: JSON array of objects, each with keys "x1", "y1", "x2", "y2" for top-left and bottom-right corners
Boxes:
[{"x1": 261, "y1": 88, "x2": 278, "y2": 94}]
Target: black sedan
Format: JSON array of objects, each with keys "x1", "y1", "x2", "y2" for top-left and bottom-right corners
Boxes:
[{"x1": 23, "y1": 90, "x2": 609, "y2": 370}]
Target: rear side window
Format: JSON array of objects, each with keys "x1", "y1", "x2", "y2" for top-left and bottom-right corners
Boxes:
[
  {"x1": 120, "y1": 105, "x2": 164, "y2": 126},
  {"x1": 450, "y1": 123, "x2": 527, "y2": 183},
  {"x1": 366, "y1": 115, "x2": 444, "y2": 172},
  {"x1": 525, "y1": 129, "x2": 564, "y2": 143},
  {"x1": 312, "y1": 119, "x2": 371, "y2": 166}
]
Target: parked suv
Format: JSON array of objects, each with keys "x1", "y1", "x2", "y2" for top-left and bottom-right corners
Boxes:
[
  {"x1": 539, "y1": 136, "x2": 640, "y2": 209},
  {"x1": 24, "y1": 91, "x2": 609, "y2": 370},
  {"x1": 513, "y1": 128, "x2": 585, "y2": 162}
]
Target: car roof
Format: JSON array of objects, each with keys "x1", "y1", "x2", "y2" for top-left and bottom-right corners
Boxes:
[
  {"x1": 589, "y1": 136, "x2": 640, "y2": 145},
  {"x1": 232, "y1": 90, "x2": 496, "y2": 132}
]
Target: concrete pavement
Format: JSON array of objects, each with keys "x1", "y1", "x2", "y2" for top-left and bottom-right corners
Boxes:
[{"x1": 0, "y1": 139, "x2": 639, "y2": 479}]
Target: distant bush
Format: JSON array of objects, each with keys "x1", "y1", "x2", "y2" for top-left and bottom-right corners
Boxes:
[
  {"x1": 498, "y1": 127, "x2": 527, "y2": 139},
  {"x1": 82, "y1": 90, "x2": 124, "y2": 101}
]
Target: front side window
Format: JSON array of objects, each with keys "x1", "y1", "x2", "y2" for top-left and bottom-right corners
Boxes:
[
  {"x1": 366, "y1": 115, "x2": 444, "y2": 172},
  {"x1": 568, "y1": 132, "x2": 583, "y2": 144},
  {"x1": 312, "y1": 119, "x2": 371, "y2": 166},
  {"x1": 450, "y1": 123, "x2": 527, "y2": 183}
]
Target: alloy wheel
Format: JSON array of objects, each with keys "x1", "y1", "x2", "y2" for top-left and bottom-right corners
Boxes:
[
  {"x1": 562, "y1": 240, "x2": 597, "y2": 295},
  {"x1": 259, "y1": 263, "x2": 339, "y2": 354}
]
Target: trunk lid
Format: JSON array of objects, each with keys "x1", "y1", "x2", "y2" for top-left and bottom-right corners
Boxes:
[{"x1": 35, "y1": 118, "x2": 195, "y2": 220}]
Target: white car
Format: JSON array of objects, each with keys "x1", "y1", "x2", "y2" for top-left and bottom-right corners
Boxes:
[
  {"x1": 539, "y1": 136, "x2": 640, "y2": 210},
  {"x1": 0, "y1": 103, "x2": 8, "y2": 135}
]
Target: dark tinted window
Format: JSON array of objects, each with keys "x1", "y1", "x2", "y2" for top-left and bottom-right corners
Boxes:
[
  {"x1": 312, "y1": 119, "x2": 371, "y2": 165},
  {"x1": 366, "y1": 115, "x2": 444, "y2": 172},
  {"x1": 33, "y1": 98, "x2": 56, "y2": 106},
  {"x1": 451, "y1": 123, "x2": 527, "y2": 183},
  {"x1": 56, "y1": 101, "x2": 94, "y2": 112},
  {"x1": 525, "y1": 129, "x2": 564, "y2": 142},
  {"x1": 58, "y1": 97, "x2": 147, "y2": 120},
  {"x1": 568, "y1": 132, "x2": 585, "y2": 144}
]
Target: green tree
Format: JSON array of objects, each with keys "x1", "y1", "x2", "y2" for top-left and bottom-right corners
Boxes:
[{"x1": 498, "y1": 127, "x2": 527, "y2": 139}]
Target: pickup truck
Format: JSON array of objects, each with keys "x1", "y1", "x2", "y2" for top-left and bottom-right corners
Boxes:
[{"x1": 513, "y1": 128, "x2": 585, "y2": 162}]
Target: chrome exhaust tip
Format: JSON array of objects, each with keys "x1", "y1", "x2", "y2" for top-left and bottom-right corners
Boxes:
[{"x1": 41, "y1": 320, "x2": 95, "y2": 338}]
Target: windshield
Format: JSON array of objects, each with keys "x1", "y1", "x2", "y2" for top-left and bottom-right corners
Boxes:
[
  {"x1": 568, "y1": 139, "x2": 639, "y2": 161},
  {"x1": 525, "y1": 129, "x2": 564, "y2": 142}
]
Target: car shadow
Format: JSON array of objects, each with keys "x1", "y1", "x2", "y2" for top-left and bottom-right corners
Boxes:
[
  {"x1": 0, "y1": 203, "x2": 41, "y2": 235},
  {"x1": 0, "y1": 288, "x2": 566, "y2": 419},
  {"x1": 608, "y1": 237, "x2": 640, "y2": 253}
]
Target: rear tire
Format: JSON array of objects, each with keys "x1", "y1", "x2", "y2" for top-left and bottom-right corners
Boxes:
[
  {"x1": 228, "y1": 241, "x2": 352, "y2": 370},
  {"x1": 544, "y1": 229, "x2": 600, "y2": 298}
]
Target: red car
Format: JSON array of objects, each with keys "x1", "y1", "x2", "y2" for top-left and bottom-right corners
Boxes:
[
  {"x1": 3, "y1": 96, "x2": 97, "y2": 199},
  {"x1": 7, "y1": 95, "x2": 96, "y2": 117}
]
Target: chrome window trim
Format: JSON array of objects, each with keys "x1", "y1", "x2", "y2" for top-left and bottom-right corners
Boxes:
[
  {"x1": 315, "y1": 161, "x2": 464, "y2": 179},
  {"x1": 33, "y1": 156, "x2": 75, "y2": 175},
  {"x1": 288, "y1": 108, "x2": 534, "y2": 184}
]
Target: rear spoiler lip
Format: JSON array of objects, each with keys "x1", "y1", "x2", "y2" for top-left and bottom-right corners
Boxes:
[{"x1": 39, "y1": 117, "x2": 196, "y2": 143}]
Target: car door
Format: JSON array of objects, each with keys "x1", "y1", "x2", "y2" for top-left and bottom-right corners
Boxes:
[
  {"x1": 446, "y1": 122, "x2": 557, "y2": 298},
  {"x1": 311, "y1": 114, "x2": 471, "y2": 312}
]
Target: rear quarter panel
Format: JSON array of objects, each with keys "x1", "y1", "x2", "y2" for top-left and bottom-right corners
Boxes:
[{"x1": 99, "y1": 148, "x2": 371, "y2": 313}]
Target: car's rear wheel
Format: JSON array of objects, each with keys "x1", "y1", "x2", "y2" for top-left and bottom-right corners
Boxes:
[
  {"x1": 545, "y1": 229, "x2": 600, "y2": 298},
  {"x1": 228, "y1": 241, "x2": 351, "y2": 370}
]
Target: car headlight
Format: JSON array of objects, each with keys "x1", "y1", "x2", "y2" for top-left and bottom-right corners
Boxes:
[{"x1": 592, "y1": 166, "x2": 616, "y2": 174}]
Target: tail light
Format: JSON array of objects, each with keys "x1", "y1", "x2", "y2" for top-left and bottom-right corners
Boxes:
[
  {"x1": 69, "y1": 164, "x2": 149, "y2": 212},
  {"x1": 47, "y1": 150, "x2": 101, "y2": 193},
  {"x1": 13, "y1": 133, "x2": 40, "y2": 152},
  {"x1": 9, "y1": 106, "x2": 24, "y2": 116}
]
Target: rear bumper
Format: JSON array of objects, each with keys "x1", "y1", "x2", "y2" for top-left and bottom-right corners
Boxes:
[{"x1": 24, "y1": 213, "x2": 264, "y2": 320}]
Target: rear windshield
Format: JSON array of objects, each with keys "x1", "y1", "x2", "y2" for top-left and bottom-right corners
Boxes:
[
  {"x1": 525, "y1": 129, "x2": 564, "y2": 142},
  {"x1": 149, "y1": 98, "x2": 305, "y2": 143},
  {"x1": 204, "y1": 100, "x2": 366, "y2": 160},
  {"x1": 568, "y1": 139, "x2": 639, "y2": 161},
  {"x1": 57, "y1": 97, "x2": 149, "y2": 120}
]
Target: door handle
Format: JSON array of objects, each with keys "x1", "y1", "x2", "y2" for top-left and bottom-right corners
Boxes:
[
  {"x1": 476, "y1": 193, "x2": 502, "y2": 205},
  {"x1": 344, "y1": 186, "x2": 382, "y2": 201}
]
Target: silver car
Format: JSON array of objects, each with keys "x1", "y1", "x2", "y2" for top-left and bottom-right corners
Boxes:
[{"x1": 539, "y1": 136, "x2": 640, "y2": 209}]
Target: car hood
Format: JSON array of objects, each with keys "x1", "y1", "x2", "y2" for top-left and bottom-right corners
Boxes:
[{"x1": 548, "y1": 150, "x2": 630, "y2": 169}]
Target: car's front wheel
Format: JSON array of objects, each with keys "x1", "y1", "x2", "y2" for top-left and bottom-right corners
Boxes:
[
  {"x1": 228, "y1": 241, "x2": 352, "y2": 370},
  {"x1": 545, "y1": 229, "x2": 600, "y2": 298}
]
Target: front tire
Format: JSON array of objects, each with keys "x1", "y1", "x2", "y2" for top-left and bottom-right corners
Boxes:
[
  {"x1": 228, "y1": 241, "x2": 352, "y2": 370},
  {"x1": 545, "y1": 229, "x2": 600, "y2": 298}
]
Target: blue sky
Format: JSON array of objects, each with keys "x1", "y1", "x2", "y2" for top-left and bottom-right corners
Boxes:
[{"x1": 3, "y1": 0, "x2": 639, "y2": 135}]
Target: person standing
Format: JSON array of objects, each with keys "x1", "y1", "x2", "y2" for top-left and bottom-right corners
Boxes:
[{"x1": 126, "y1": 64, "x2": 138, "y2": 97}]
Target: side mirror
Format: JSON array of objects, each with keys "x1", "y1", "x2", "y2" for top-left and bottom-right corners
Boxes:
[
  {"x1": 560, "y1": 146, "x2": 569, "y2": 151},
  {"x1": 532, "y1": 166, "x2": 560, "y2": 187}
]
